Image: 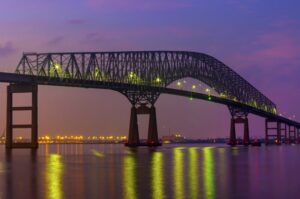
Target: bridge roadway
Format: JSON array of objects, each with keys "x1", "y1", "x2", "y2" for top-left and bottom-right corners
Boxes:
[{"x1": 0, "y1": 71, "x2": 299, "y2": 128}]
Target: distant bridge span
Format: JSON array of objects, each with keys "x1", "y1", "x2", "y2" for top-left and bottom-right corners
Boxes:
[{"x1": 1, "y1": 51, "x2": 299, "y2": 148}]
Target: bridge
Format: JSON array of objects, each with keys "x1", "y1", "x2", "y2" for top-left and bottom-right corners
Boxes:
[{"x1": 1, "y1": 51, "x2": 299, "y2": 148}]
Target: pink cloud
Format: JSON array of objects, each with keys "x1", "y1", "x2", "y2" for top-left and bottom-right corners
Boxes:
[{"x1": 0, "y1": 42, "x2": 16, "y2": 57}]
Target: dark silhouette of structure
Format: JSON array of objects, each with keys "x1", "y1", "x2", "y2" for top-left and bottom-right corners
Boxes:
[{"x1": 0, "y1": 51, "x2": 299, "y2": 148}]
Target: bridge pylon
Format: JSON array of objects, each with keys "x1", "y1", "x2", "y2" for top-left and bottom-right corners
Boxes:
[
  {"x1": 228, "y1": 107, "x2": 249, "y2": 146},
  {"x1": 123, "y1": 90, "x2": 161, "y2": 147},
  {"x1": 288, "y1": 125, "x2": 297, "y2": 144},
  {"x1": 265, "y1": 119, "x2": 287, "y2": 145},
  {"x1": 6, "y1": 84, "x2": 38, "y2": 149}
]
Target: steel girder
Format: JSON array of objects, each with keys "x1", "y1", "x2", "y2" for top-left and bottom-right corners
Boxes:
[{"x1": 15, "y1": 51, "x2": 276, "y2": 112}]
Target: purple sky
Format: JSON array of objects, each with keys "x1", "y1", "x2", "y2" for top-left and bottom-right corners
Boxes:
[{"x1": 0, "y1": 0, "x2": 300, "y2": 139}]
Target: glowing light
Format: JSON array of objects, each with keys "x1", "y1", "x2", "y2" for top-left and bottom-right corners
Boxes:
[
  {"x1": 123, "y1": 154, "x2": 137, "y2": 199},
  {"x1": 176, "y1": 81, "x2": 182, "y2": 87},
  {"x1": 155, "y1": 77, "x2": 162, "y2": 83},
  {"x1": 174, "y1": 147, "x2": 184, "y2": 199},
  {"x1": 129, "y1": 72, "x2": 135, "y2": 78},
  {"x1": 220, "y1": 93, "x2": 226, "y2": 98},
  {"x1": 203, "y1": 147, "x2": 215, "y2": 199},
  {"x1": 189, "y1": 148, "x2": 198, "y2": 199},
  {"x1": 128, "y1": 72, "x2": 142, "y2": 84},
  {"x1": 192, "y1": 85, "x2": 196, "y2": 90},
  {"x1": 46, "y1": 154, "x2": 64, "y2": 199},
  {"x1": 205, "y1": 88, "x2": 210, "y2": 93},
  {"x1": 151, "y1": 152, "x2": 164, "y2": 199},
  {"x1": 54, "y1": 63, "x2": 61, "y2": 70}
]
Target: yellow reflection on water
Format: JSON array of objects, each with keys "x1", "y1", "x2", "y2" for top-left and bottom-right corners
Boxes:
[
  {"x1": 203, "y1": 147, "x2": 215, "y2": 199},
  {"x1": 174, "y1": 147, "x2": 185, "y2": 199},
  {"x1": 45, "y1": 144, "x2": 49, "y2": 156},
  {"x1": 188, "y1": 147, "x2": 198, "y2": 199},
  {"x1": 46, "y1": 154, "x2": 64, "y2": 199},
  {"x1": 123, "y1": 154, "x2": 137, "y2": 199},
  {"x1": 151, "y1": 151, "x2": 164, "y2": 199}
]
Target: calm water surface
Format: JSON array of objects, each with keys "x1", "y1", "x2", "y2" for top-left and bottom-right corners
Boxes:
[{"x1": 0, "y1": 144, "x2": 299, "y2": 199}]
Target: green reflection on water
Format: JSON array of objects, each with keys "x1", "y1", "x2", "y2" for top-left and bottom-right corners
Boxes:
[
  {"x1": 174, "y1": 147, "x2": 185, "y2": 199},
  {"x1": 203, "y1": 147, "x2": 215, "y2": 199},
  {"x1": 188, "y1": 147, "x2": 198, "y2": 199},
  {"x1": 46, "y1": 154, "x2": 64, "y2": 199},
  {"x1": 151, "y1": 151, "x2": 164, "y2": 199},
  {"x1": 123, "y1": 154, "x2": 137, "y2": 199}
]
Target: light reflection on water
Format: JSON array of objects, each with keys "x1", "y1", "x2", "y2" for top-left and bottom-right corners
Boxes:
[
  {"x1": 46, "y1": 154, "x2": 64, "y2": 199},
  {"x1": 151, "y1": 151, "x2": 164, "y2": 199},
  {"x1": 203, "y1": 147, "x2": 215, "y2": 199},
  {"x1": 188, "y1": 147, "x2": 198, "y2": 199},
  {"x1": 123, "y1": 152, "x2": 137, "y2": 199},
  {"x1": 174, "y1": 147, "x2": 185, "y2": 199},
  {"x1": 0, "y1": 144, "x2": 300, "y2": 199}
]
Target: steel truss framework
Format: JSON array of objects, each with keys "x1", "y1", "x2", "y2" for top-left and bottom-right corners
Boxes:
[{"x1": 16, "y1": 51, "x2": 276, "y2": 110}]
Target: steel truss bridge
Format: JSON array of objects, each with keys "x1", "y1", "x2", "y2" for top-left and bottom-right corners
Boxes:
[{"x1": 1, "y1": 51, "x2": 299, "y2": 148}]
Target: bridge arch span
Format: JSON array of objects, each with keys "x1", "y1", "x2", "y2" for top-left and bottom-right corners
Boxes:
[{"x1": 16, "y1": 51, "x2": 276, "y2": 113}]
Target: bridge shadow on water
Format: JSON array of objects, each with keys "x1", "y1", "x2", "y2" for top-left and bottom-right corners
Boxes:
[{"x1": 0, "y1": 144, "x2": 300, "y2": 199}]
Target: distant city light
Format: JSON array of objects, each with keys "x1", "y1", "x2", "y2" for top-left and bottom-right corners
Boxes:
[
  {"x1": 177, "y1": 81, "x2": 182, "y2": 87},
  {"x1": 192, "y1": 85, "x2": 196, "y2": 90}
]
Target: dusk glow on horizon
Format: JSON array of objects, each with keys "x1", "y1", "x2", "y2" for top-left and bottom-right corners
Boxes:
[{"x1": 1, "y1": 0, "x2": 300, "y2": 139}]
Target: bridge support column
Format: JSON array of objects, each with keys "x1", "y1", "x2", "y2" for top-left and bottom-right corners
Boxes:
[
  {"x1": 6, "y1": 84, "x2": 38, "y2": 149},
  {"x1": 147, "y1": 106, "x2": 159, "y2": 146},
  {"x1": 228, "y1": 107, "x2": 249, "y2": 146},
  {"x1": 127, "y1": 106, "x2": 139, "y2": 147},
  {"x1": 288, "y1": 126, "x2": 296, "y2": 144},
  {"x1": 229, "y1": 117, "x2": 249, "y2": 146},
  {"x1": 296, "y1": 128, "x2": 300, "y2": 144},
  {"x1": 244, "y1": 118, "x2": 250, "y2": 145},
  {"x1": 265, "y1": 119, "x2": 288, "y2": 145},
  {"x1": 229, "y1": 118, "x2": 236, "y2": 146}
]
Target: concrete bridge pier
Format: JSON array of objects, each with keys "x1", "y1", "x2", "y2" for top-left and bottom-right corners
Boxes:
[
  {"x1": 126, "y1": 104, "x2": 160, "y2": 147},
  {"x1": 288, "y1": 125, "x2": 296, "y2": 144},
  {"x1": 265, "y1": 119, "x2": 289, "y2": 145},
  {"x1": 228, "y1": 107, "x2": 249, "y2": 146},
  {"x1": 6, "y1": 84, "x2": 38, "y2": 149},
  {"x1": 229, "y1": 117, "x2": 250, "y2": 146},
  {"x1": 296, "y1": 128, "x2": 300, "y2": 144},
  {"x1": 127, "y1": 106, "x2": 140, "y2": 147},
  {"x1": 147, "y1": 106, "x2": 159, "y2": 146}
]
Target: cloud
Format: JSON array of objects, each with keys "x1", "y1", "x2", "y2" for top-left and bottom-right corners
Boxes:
[
  {"x1": 47, "y1": 36, "x2": 65, "y2": 46},
  {"x1": 0, "y1": 42, "x2": 16, "y2": 57},
  {"x1": 86, "y1": 0, "x2": 191, "y2": 11},
  {"x1": 66, "y1": 19, "x2": 85, "y2": 25}
]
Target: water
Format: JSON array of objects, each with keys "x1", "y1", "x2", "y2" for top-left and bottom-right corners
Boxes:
[{"x1": 0, "y1": 144, "x2": 299, "y2": 199}]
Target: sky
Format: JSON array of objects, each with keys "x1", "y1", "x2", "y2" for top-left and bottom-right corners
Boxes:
[{"x1": 0, "y1": 0, "x2": 300, "y2": 139}]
